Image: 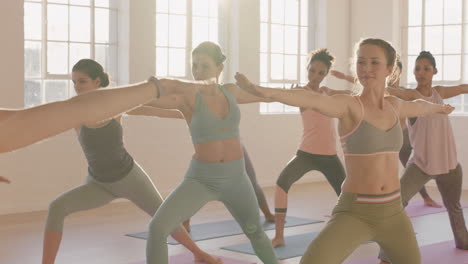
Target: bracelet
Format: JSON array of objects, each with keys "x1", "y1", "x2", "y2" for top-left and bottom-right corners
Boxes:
[{"x1": 147, "y1": 76, "x2": 161, "y2": 99}]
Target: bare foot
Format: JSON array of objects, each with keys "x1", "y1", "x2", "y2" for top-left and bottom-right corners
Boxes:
[
  {"x1": 271, "y1": 237, "x2": 285, "y2": 248},
  {"x1": 424, "y1": 198, "x2": 443, "y2": 208},
  {"x1": 183, "y1": 219, "x2": 191, "y2": 233},
  {"x1": 194, "y1": 251, "x2": 223, "y2": 264}
]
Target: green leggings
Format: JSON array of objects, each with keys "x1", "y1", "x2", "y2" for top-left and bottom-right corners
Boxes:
[
  {"x1": 300, "y1": 192, "x2": 420, "y2": 264},
  {"x1": 146, "y1": 158, "x2": 278, "y2": 264}
]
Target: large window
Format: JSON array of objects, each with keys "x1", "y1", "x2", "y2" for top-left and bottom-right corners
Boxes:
[
  {"x1": 24, "y1": 0, "x2": 118, "y2": 107},
  {"x1": 155, "y1": 0, "x2": 222, "y2": 79},
  {"x1": 259, "y1": 0, "x2": 312, "y2": 114},
  {"x1": 403, "y1": 0, "x2": 468, "y2": 113}
]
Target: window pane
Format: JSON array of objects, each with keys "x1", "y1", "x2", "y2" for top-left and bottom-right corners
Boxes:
[
  {"x1": 444, "y1": 25, "x2": 462, "y2": 54},
  {"x1": 95, "y1": 8, "x2": 110, "y2": 43},
  {"x1": 24, "y1": 80, "x2": 42, "y2": 107},
  {"x1": 24, "y1": 2, "x2": 42, "y2": 40},
  {"x1": 260, "y1": 102, "x2": 268, "y2": 113},
  {"x1": 300, "y1": 0, "x2": 308, "y2": 26},
  {"x1": 156, "y1": 47, "x2": 168, "y2": 76},
  {"x1": 443, "y1": 55, "x2": 461, "y2": 80},
  {"x1": 464, "y1": 55, "x2": 468, "y2": 82},
  {"x1": 260, "y1": 23, "x2": 268, "y2": 53},
  {"x1": 156, "y1": 0, "x2": 168, "y2": 12},
  {"x1": 446, "y1": 95, "x2": 462, "y2": 112},
  {"x1": 433, "y1": 55, "x2": 443, "y2": 81},
  {"x1": 44, "y1": 80, "x2": 68, "y2": 103},
  {"x1": 47, "y1": 4, "x2": 68, "y2": 41},
  {"x1": 424, "y1": 26, "x2": 443, "y2": 54},
  {"x1": 169, "y1": 0, "x2": 186, "y2": 14},
  {"x1": 300, "y1": 55, "x2": 307, "y2": 84},
  {"x1": 156, "y1": 14, "x2": 169, "y2": 46},
  {"x1": 285, "y1": 104, "x2": 298, "y2": 113},
  {"x1": 425, "y1": 0, "x2": 443, "y2": 25},
  {"x1": 301, "y1": 27, "x2": 308, "y2": 54},
  {"x1": 208, "y1": 18, "x2": 218, "y2": 42},
  {"x1": 95, "y1": 44, "x2": 117, "y2": 77},
  {"x1": 284, "y1": 0, "x2": 298, "y2": 25},
  {"x1": 260, "y1": 0, "x2": 269, "y2": 22},
  {"x1": 47, "y1": 42, "x2": 68, "y2": 74},
  {"x1": 70, "y1": 6, "x2": 91, "y2": 42},
  {"x1": 408, "y1": 0, "x2": 422, "y2": 26},
  {"x1": 284, "y1": 26, "x2": 298, "y2": 54},
  {"x1": 260, "y1": 53, "x2": 268, "y2": 82},
  {"x1": 444, "y1": 0, "x2": 462, "y2": 24},
  {"x1": 169, "y1": 15, "x2": 186, "y2": 47},
  {"x1": 94, "y1": 0, "x2": 109, "y2": 8},
  {"x1": 271, "y1": 53, "x2": 284, "y2": 80},
  {"x1": 192, "y1": 17, "x2": 209, "y2": 48},
  {"x1": 269, "y1": 102, "x2": 285, "y2": 113},
  {"x1": 193, "y1": 0, "x2": 209, "y2": 17},
  {"x1": 284, "y1": 55, "x2": 297, "y2": 80},
  {"x1": 407, "y1": 55, "x2": 417, "y2": 84},
  {"x1": 70, "y1": 0, "x2": 90, "y2": 6},
  {"x1": 271, "y1": 24, "x2": 284, "y2": 53},
  {"x1": 407, "y1": 27, "x2": 421, "y2": 55},
  {"x1": 271, "y1": 0, "x2": 285, "y2": 24},
  {"x1": 48, "y1": 0, "x2": 68, "y2": 3},
  {"x1": 69, "y1": 43, "x2": 91, "y2": 72},
  {"x1": 25, "y1": 41, "x2": 42, "y2": 78},
  {"x1": 209, "y1": 0, "x2": 218, "y2": 18},
  {"x1": 168, "y1": 48, "x2": 185, "y2": 77}
]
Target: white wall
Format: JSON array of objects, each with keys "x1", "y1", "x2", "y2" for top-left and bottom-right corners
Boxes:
[{"x1": 5, "y1": 0, "x2": 466, "y2": 216}]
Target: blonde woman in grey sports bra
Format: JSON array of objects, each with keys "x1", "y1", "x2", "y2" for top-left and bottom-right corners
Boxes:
[{"x1": 235, "y1": 38, "x2": 454, "y2": 264}]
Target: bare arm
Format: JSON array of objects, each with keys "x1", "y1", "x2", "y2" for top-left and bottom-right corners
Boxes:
[
  {"x1": 435, "y1": 84, "x2": 468, "y2": 99},
  {"x1": 330, "y1": 70, "x2": 356, "y2": 84},
  {"x1": 386, "y1": 86, "x2": 419, "y2": 101},
  {"x1": 386, "y1": 96, "x2": 454, "y2": 118},
  {"x1": 223, "y1": 83, "x2": 274, "y2": 104},
  {"x1": 0, "y1": 80, "x2": 158, "y2": 153},
  {"x1": 127, "y1": 106, "x2": 184, "y2": 119},
  {"x1": 321, "y1": 86, "x2": 353, "y2": 96},
  {"x1": 235, "y1": 72, "x2": 352, "y2": 119}
]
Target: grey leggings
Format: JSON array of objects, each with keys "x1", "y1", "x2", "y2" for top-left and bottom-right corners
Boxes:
[
  {"x1": 243, "y1": 146, "x2": 268, "y2": 207},
  {"x1": 46, "y1": 162, "x2": 164, "y2": 232},
  {"x1": 379, "y1": 163, "x2": 468, "y2": 262},
  {"x1": 146, "y1": 158, "x2": 278, "y2": 264},
  {"x1": 276, "y1": 150, "x2": 345, "y2": 195}
]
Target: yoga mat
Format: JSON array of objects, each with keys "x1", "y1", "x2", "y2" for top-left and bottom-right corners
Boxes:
[
  {"x1": 126, "y1": 216, "x2": 323, "y2": 245},
  {"x1": 405, "y1": 200, "x2": 460, "y2": 217},
  {"x1": 130, "y1": 252, "x2": 256, "y2": 264},
  {"x1": 344, "y1": 240, "x2": 468, "y2": 264},
  {"x1": 222, "y1": 233, "x2": 375, "y2": 260},
  {"x1": 221, "y1": 232, "x2": 318, "y2": 260}
]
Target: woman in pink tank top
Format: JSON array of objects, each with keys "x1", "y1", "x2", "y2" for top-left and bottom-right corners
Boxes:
[
  {"x1": 332, "y1": 58, "x2": 443, "y2": 208},
  {"x1": 381, "y1": 51, "x2": 468, "y2": 263},
  {"x1": 271, "y1": 49, "x2": 348, "y2": 247}
]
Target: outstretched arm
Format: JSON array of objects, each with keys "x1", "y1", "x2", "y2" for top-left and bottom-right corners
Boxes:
[
  {"x1": 386, "y1": 96, "x2": 454, "y2": 118},
  {"x1": 330, "y1": 70, "x2": 356, "y2": 84},
  {"x1": 0, "y1": 79, "x2": 158, "y2": 153},
  {"x1": 435, "y1": 84, "x2": 468, "y2": 99},
  {"x1": 235, "y1": 72, "x2": 352, "y2": 119}
]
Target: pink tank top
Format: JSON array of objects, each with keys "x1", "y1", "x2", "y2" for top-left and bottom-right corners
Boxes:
[
  {"x1": 407, "y1": 88, "x2": 458, "y2": 175},
  {"x1": 299, "y1": 109, "x2": 337, "y2": 155}
]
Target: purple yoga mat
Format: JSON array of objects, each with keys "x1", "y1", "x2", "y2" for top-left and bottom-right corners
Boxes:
[
  {"x1": 344, "y1": 240, "x2": 468, "y2": 264},
  {"x1": 131, "y1": 252, "x2": 256, "y2": 264},
  {"x1": 404, "y1": 200, "x2": 468, "y2": 218}
]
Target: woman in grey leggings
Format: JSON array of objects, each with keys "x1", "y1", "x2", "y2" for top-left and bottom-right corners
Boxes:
[{"x1": 42, "y1": 59, "x2": 220, "y2": 264}]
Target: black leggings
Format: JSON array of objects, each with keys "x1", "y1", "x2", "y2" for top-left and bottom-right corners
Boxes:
[{"x1": 276, "y1": 150, "x2": 345, "y2": 194}]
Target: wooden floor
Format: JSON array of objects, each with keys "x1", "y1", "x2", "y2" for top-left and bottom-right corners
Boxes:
[{"x1": 1, "y1": 182, "x2": 467, "y2": 264}]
